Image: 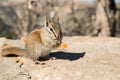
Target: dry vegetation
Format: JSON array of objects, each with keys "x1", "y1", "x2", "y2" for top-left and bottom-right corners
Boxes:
[
  {"x1": 0, "y1": 0, "x2": 120, "y2": 38},
  {"x1": 116, "y1": 3, "x2": 120, "y2": 37}
]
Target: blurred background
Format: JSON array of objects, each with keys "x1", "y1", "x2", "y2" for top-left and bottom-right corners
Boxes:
[{"x1": 0, "y1": 0, "x2": 120, "y2": 39}]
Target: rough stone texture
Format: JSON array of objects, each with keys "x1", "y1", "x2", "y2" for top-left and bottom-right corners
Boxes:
[
  {"x1": 0, "y1": 58, "x2": 31, "y2": 80},
  {"x1": 0, "y1": 36, "x2": 120, "y2": 80}
]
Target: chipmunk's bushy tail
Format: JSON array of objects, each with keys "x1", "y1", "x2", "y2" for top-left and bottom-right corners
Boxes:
[{"x1": 1, "y1": 47, "x2": 26, "y2": 57}]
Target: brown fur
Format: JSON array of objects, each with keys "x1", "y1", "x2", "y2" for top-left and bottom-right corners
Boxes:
[{"x1": 1, "y1": 17, "x2": 62, "y2": 61}]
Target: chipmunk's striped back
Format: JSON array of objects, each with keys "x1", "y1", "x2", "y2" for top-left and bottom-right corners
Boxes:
[{"x1": 0, "y1": 17, "x2": 62, "y2": 61}]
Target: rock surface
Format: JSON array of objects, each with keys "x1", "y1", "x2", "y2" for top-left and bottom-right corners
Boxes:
[{"x1": 0, "y1": 36, "x2": 120, "y2": 80}]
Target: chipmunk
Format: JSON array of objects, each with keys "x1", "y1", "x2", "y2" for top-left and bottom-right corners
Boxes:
[{"x1": 0, "y1": 17, "x2": 62, "y2": 61}]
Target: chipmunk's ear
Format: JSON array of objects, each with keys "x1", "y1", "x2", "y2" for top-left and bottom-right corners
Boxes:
[
  {"x1": 30, "y1": 0, "x2": 37, "y2": 7},
  {"x1": 52, "y1": 16, "x2": 59, "y2": 22},
  {"x1": 45, "y1": 17, "x2": 51, "y2": 27}
]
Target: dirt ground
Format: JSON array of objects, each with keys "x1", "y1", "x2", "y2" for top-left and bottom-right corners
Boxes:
[{"x1": 0, "y1": 36, "x2": 120, "y2": 80}]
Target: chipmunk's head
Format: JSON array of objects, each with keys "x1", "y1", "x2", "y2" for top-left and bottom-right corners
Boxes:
[{"x1": 45, "y1": 17, "x2": 62, "y2": 47}]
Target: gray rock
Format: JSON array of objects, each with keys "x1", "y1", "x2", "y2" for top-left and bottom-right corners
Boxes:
[
  {"x1": 0, "y1": 58, "x2": 31, "y2": 80},
  {"x1": 0, "y1": 36, "x2": 120, "y2": 80}
]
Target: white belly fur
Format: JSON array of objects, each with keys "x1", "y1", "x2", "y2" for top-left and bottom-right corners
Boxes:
[{"x1": 34, "y1": 45, "x2": 51, "y2": 59}]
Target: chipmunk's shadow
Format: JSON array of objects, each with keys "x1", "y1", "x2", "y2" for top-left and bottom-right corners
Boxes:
[{"x1": 49, "y1": 51, "x2": 86, "y2": 61}]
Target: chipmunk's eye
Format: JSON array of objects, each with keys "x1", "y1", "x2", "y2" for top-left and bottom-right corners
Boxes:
[{"x1": 50, "y1": 28, "x2": 53, "y2": 32}]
